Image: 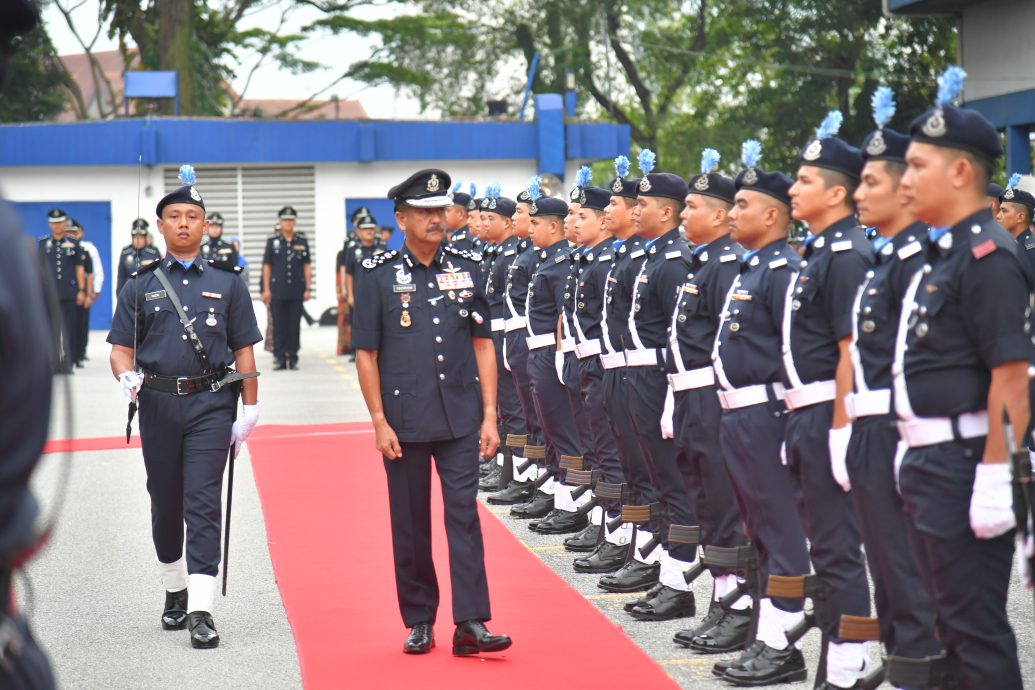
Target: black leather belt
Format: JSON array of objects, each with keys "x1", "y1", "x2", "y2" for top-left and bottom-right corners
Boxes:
[{"x1": 143, "y1": 371, "x2": 224, "y2": 395}]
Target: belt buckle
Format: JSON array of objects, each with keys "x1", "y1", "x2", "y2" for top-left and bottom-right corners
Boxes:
[
  {"x1": 210, "y1": 377, "x2": 224, "y2": 393},
  {"x1": 175, "y1": 377, "x2": 190, "y2": 395}
]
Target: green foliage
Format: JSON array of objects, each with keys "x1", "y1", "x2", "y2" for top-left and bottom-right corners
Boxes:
[{"x1": 0, "y1": 23, "x2": 69, "y2": 122}]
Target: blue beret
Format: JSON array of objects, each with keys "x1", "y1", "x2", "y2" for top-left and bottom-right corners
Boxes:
[
  {"x1": 607, "y1": 176, "x2": 640, "y2": 199},
  {"x1": 577, "y1": 186, "x2": 612, "y2": 211},
  {"x1": 987, "y1": 182, "x2": 1004, "y2": 198},
  {"x1": 800, "y1": 136, "x2": 864, "y2": 180},
  {"x1": 388, "y1": 168, "x2": 454, "y2": 208},
  {"x1": 735, "y1": 166, "x2": 793, "y2": 207},
  {"x1": 480, "y1": 195, "x2": 517, "y2": 217},
  {"x1": 1000, "y1": 184, "x2": 1035, "y2": 209},
  {"x1": 861, "y1": 127, "x2": 910, "y2": 164},
  {"x1": 909, "y1": 105, "x2": 1002, "y2": 165},
  {"x1": 156, "y1": 184, "x2": 205, "y2": 218},
  {"x1": 529, "y1": 197, "x2": 568, "y2": 218},
  {"x1": 637, "y1": 172, "x2": 689, "y2": 202},
  {"x1": 452, "y1": 191, "x2": 472, "y2": 208},
  {"x1": 688, "y1": 172, "x2": 736, "y2": 204}
]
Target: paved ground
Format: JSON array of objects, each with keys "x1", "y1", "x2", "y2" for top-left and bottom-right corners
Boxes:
[{"x1": 26, "y1": 319, "x2": 1035, "y2": 688}]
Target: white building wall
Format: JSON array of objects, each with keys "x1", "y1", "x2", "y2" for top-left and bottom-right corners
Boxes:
[{"x1": 961, "y1": 0, "x2": 1035, "y2": 101}]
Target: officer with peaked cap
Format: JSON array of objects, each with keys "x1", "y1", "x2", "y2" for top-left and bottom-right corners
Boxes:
[
  {"x1": 261, "y1": 206, "x2": 311, "y2": 370},
  {"x1": 107, "y1": 165, "x2": 262, "y2": 649},
  {"x1": 118, "y1": 219, "x2": 163, "y2": 295},
  {"x1": 896, "y1": 67, "x2": 1029, "y2": 689},
  {"x1": 352, "y1": 168, "x2": 512, "y2": 657},
  {"x1": 843, "y1": 85, "x2": 944, "y2": 678},
  {"x1": 712, "y1": 141, "x2": 811, "y2": 686},
  {"x1": 344, "y1": 211, "x2": 386, "y2": 310},
  {"x1": 447, "y1": 183, "x2": 478, "y2": 251},
  {"x1": 201, "y1": 212, "x2": 239, "y2": 268},
  {"x1": 37, "y1": 207, "x2": 86, "y2": 374},
  {"x1": 663, "y1": 149, "x2": 751, "y2": 651}
]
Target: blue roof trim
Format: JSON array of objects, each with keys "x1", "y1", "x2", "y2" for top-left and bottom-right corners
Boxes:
[
  {"x1": 965, "y1": 89, "x2": 1035, "y2": 129},
  {"x1": 0, "y1": 116, "x2": 629, "y2": 168}
]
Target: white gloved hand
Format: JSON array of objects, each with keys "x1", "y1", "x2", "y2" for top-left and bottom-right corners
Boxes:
[
  {"x1": 119, "y1": 371, "x2": 144, "y2": 402},
  {"x1": 555, "y1": 351, "x2": 565, "y2": 385},
  {"x1": 660, "y1": 385, "x2": 675, "y2": 439},
  {"x1": 970, "y1": 463, "x2": 1016, "y2": 539},
  {"x1": 893, "y1": 440, "x2": 908, "y2": 496},
  {"x1": 779, "y1": 441, "x2": 788, "y2": 466},
  {"x1": 828, "y1": 424, "x2": 853, "y2": 492},
  {"x1": 230, "y1": 403, "x2": 261, "y2": 459},
  {"x1": 1016, "y1": 533, "x2": 1034, "y2": 589}
]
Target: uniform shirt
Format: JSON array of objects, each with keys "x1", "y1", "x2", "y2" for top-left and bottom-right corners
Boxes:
[
  {"x1": 262, "y1": 233, "x2": 311, "y2": 299},
  {"x1": 900, "y1": 209, "x2": 1032, "y2": 417},
  {"x1": 200, "y1": 236, "x2": 239, "y2": 268},
  {"x1": 117, "y1": 244, "x2": 163, "y2": 295},
  {"x1": 714, "y1": 239, "x2": 800, "y2": 388},
  {"x1": 449, "y1": 226, "x2": 477, "y2": 252},
  {"x1": 37, "y1": 234, "x2": 83, "y2": 301},
  {"x1": 1016, "y1": 228, "x2": 1035, "y2": 284},
  {"x1": 573, "y1": 238, "x2": 617, "y2": 346},
  {"x1": 81, "y1": 240, "x2": 104, "y2": 293},
  {"x1": 849, "y1": 222, "x2": 926, "y2": 392},
  {"x1": 345, "y1": 239, "x2": 387, "y2": 303},
  {"x1": 487, "y1": 236, "x2": 521, "y2": 322},
  {"x1": 603, "y1": 236, "x2": 647, "y2": 353},
  {"x1": 478, "y1": 243, "x2": 497, "y2": 297},
  {"x1": 352, "y1": 244, "x2": 491, "y2": 443},
  {"x1": 668, "y1": 234, "x2": 744, "y2": 372},
  {"x1": 629, "y1": 227, "x2": 693, "y2": 350},
  {"x1": 561, "y1": 246, "x2": 583, "y2": 344},
  {"x1": 505, "y1": 240, "x2": 540, "y2": 320},
  {"x1": 783, "y1": 216, "x2": 872, "y2": 386},
  {"x1": 526, "y1": 239, "x2": 572, "y2": 338},
  {"x1": 107, "y1": 256, "x2": 262, "y2": 377}
]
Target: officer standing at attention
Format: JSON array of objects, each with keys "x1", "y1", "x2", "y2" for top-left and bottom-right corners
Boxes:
[
  {"x1": 896, "y1": 67, "x2": 1029, "y2": 689},
  {"x1": 38, "y1": 208, "x2": 86, "y2": 374},
  {"x1": 261, "y1": 206, "x2": 311, "y2": 370},
  {"x1": 845, "y1": 85, "x2": 944, "y2": 678},
  {"x1": 987, "y1": 182, "x2": 1004, "y2": 217},
  {"x1": 200, "y1": 212, "x2": 239, "y2": 268},
  {"x1": 67, "y1": 219, "x2": 101, "y2": 368},
  {"x1": 995, "y1": 174, "x2": 1035, "y2": 280},
  {"x1": 446, "y1": 182, "x2": 478, "y2": 251},
  {"x1": 353, "y1": 168, "x2": 511, "y2": 657},
  {"x1": 663, "y1": 149, "x2": 751, "y2": 651},
  {"x1": 345, "y1": 212, "x2": 386, "y2": 310},
  {"x1": 117, "y1": 219, "x2": 162, "y2": 295},
  {"x1": 712, "y1": 141, "x2": 811, "y2": 686},
  {"x1": 107, "y1": 165, "x2": 262, "y2": 650}
]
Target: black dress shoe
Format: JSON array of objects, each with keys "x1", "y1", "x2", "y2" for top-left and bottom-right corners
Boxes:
[
  {"x1": 563, "y1": 523, "x2": 600, "y2": 552},
  {"x1": 674, "y1": 598, "x2": 723, "y2": 646},
  {"x1": 624, "y1": 582, "x2": 664, "y2": 612},
  {"x1": 529, "y1": 509, "x2": 562, "y2": 531},
  {"x1": 74, "y1": 361, "x2": 85, "y2": 369},
  {"x1": 288, "y1": 360, "x2": 299, "y2": 370},
  {"x1": 403, "y1": 622, "x2": 435, "y2": 654},
  {"x1": 188, "y1": 611, "x2": 220, "y2": 649},
  {"x1": 510, "y1": 490, "x2": 552, "y2": 519},
  {"x1": 486, "y1": 481, "x2": 533, "y2": 505},
  {"x1": 478, "y1": 465, "x2": 502, "y2": 491},
  {"x1": 713, "y1": 640, "x2": 764, "y2": 677},
  {"x1": 478, "y1": 459, "x2": 495, "y2": 477},
  {"x1": 273, "y1": 361, "x2": 287, "y2": 371},
  {"x1": 533, "y1": 509, "x2": 588, "y2": 535},
  {"x1": 573, "y1": 540, "x2": 629, "y2": 573},
  {"x1": 688, "y1": 607, "x2": 752, "y2": 653},
  {"x1": 597, "y1": 559, "x2": 659, "y2": 593},
  {"x1": 722, "y1": 643, "x2": 806, "y2": 686},
  {"x1": 161, "y1": 588, "x2": 188, "y2": 630},
  {"x1": 628, "y1": 584, "x2": 695, "y2": 621},
  {"x1": 452, "y1": 620, "x2": 511, "y2": 656}
]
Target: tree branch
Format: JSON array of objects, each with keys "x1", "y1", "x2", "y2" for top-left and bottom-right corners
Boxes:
[
  {"x1": 602, "y1": 4, "x2": 653, "y2": 122},
  {"x1": 581, "y1": 68, "x2": 650, "y2": 148}
]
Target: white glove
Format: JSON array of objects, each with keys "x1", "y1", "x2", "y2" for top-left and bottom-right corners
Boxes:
[
  {"x1": 779, "y1": 441, "x2": 788, "y2": 466},
  {"x1": 893, "y1": 440, "x2": 908, "y2": 496},
  {"x1": 660, "y1": 385, "x2": 675, "y2": 439},
  {"x1": 828, "y1": 424, "x2": 853, "y2": 492},
  {"x1": 1016, "y1": 533, "x2": 1034, "y2": 589},
  {"x1": 119, "y1": 371, "x2": 144, "y2": 402},
  {"x1": 970, "y1": 463, "x2": 1016, "y2": 539},
  {"x1": 230, "y1": 403, "x2": 261, "y2": 459},
  {"x1": 555, "y1": 351, "x2": 565, "y2": 385}
]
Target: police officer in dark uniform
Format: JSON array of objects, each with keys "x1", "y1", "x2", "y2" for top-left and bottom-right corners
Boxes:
[
  {"x1": 712, "y1": 141, "x2": 811, "y2": 685},
  {"x1": 987, "y1": 182, "x2": 1004, "y2": 217},
  {"x1": 66, "y1": 218, "x2": 95, "y2": 368},
  {"x1": 200, "y1": 212, "x2": 239, "y2": 268},
  {"x1": 895, "y1": 68, "x2": 1029, "y2": 689},
  {"x1": 845, "y1": 87, "x2": 944, "y2": 678},
  {"x1": 446, "y1": 183, "x2": 478, "y2": 251},
  {"x1": 107, "y1": 165, "x2": 262, "y2": 649},
  {"x1": 344, "y1": 212, "x2": 386, "y2": 309},
  {"x1": 995, "y1": 175, "x2": 1035, "y2": 280},
  {"x1": 261, "y1": 206, "x2": 311, "y2": 370},
  {"x1": 664, "y1": 149, "x2": 751, "y2": 651},
  {"x1": 38, "y1": 208, "x2": 86, "y2": 374},
  {"x1": 352, "y1": 168, "x2": 511, "y2": 657},
  {"x1": 117, "y1": 219, "x2": 162, "y2": 295}
]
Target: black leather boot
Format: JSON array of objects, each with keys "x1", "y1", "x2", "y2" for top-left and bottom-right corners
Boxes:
[
  {"x1": 722, "y1": 643, "x2": 806, "y2": 686},
  {"x1": 478, "y1": 464, "x2": 501, "y2": 491},
  {"x1": 188, "y1": 611, "x2": 220, "y2": 649},
  {"x1": 628, "y1": 585, "x2": 695, "y2": 621},
  {"x1": 532, "y1": 508, "x2": 588, "y2": 535},
  {"x1": 596, "y1": 559, "x2": 659, "y2": 593},
  {"x1": 510, "y1": 490, "x2": 553, "y2": 519},
  {"x1": 563, "y1": 522, "x2": 601, "y2": 552},
  {"x1": 486, "y1": 480, "x2": 533, "y2": 505},
  {"x1": 573, "y1": 540, "x2": 629, "y2": 573},
  {"x1": 688, "y1": 607, "x2": 752, "y2": 654},
  {"x1": 161, "y1": 588, "x2": 188, "y2": 630}
]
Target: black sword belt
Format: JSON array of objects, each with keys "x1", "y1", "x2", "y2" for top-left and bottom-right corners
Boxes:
[{"x1": 142, "y1": 369, "x2": 257, "y2": 395}]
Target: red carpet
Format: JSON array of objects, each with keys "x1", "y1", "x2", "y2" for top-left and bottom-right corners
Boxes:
[{"x1": 248, "y1": 423, "x2": 679, "y2": 690}]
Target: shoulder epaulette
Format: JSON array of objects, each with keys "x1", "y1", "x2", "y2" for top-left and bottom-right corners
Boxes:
[
  {"x1": 443, "y1": 244, "x2": 482, "y2": 263},
  {"x1": 206, "y1": 259, "x2": 243, "y2": 273},
  {"x1": 121, "y1": 245, "x2": 135, "y2": 254},
  {"x1": 130, "y1": 261, "x2": 161, "y2": 278},
  {"x1": 363, "y1": 249, "x2": 399, "y2": 270},
  {"x1": 968, "y1": 222, "x2": 1014, "y2": 261}
]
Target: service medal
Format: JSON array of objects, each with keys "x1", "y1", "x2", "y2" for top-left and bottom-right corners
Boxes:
[{"x1": 400, "y1": 310, "x2": 412, "y2": 328}]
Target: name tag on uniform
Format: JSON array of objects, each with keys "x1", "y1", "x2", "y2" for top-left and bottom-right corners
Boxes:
[
  {"x1": 831, "y1": 240, "x2": 853, "y2": 253},
  {"x1": 436, "y1": 271, "x2": 474, "y2": 290},
  {"x1": 769, "y1": 258, "x2": 788, "y2": 269},
  {"x1": 720, "y1": 253, "x2": 737, "y2": 263},
  {"x1": 629, "y1": 249, "x2": 645, "y2": 259},
  {"x1": 145, "y1": 290, "x2": 167, "y2": 301},
  {"x1": 292, "y1": 244, "x2": 306, "y2": 251},
  {"x1": 897, "y1": 242, "x2": 921, "y2": 260},
  {"x1": 201, "y1": 291, "x2": 223, "y2": 299},
  {"x1": 665, "y1": 250, "x2": 682, "y2": 259},
  {"x1": 684, "y1": 284, "x2": 699, "y2": 295},
  {"x1": 393, "y1": 284, "x2": 416, "y2": 292}
]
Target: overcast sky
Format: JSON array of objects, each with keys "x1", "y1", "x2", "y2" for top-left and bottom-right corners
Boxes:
[{"x1": 42, "y1": 0, "x2": 423, "y2": 119}]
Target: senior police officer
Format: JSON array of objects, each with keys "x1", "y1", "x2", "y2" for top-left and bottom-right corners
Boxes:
[
  {"x1": 117, "y1": 219, "x2": 163, "y2": 295},
  {"x1": 107, "y1": 165, "x2": 262, "y2": 649},
  {"x1": 712, "y1": 141, "x2": 811, "y2": 686},
  {"x1": 664, "y1": 149, "x2": 751, "y2": 651},
  {"x1": 353, "y1": 168, "x2": 511, "y2": 657},
  {"x1": 201, "y1": 212, "x2": 239, "y2": 267},
  {"x1": 262, "y1": 206, "x2": 311, "y2": 370},
  {"x1": 895, "y1": 68, "x2": 1029, "y2": 689},
  {"x1": 38, "y1": 208, "x2": 86, "y2": 374},
  {"x1": 842, "y1": 86, "x2": 945, "y2": 681}
]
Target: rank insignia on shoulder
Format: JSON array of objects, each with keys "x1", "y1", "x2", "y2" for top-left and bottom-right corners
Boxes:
[
  {"x1": 363, "y1": 249, "x2": 399, "y2": 270},
  {"x1": 831, "y1": 240, "x2": 853, "y2": 253},
  {"x1": 971, "y1": 239, "x2": 997, "y2": 260},
  {"x1": 769, "y1": 258, "x2": 788, "y2": 269},
  {"x1": 444, "y1": 245, "x2": 481, "y2": 262}
]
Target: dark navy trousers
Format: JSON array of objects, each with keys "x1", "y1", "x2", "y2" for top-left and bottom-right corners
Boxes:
[
  {"x1": 271, "y1": 297, "x2": 303, "y2": 363},
  {"x1": 578, "y1": 357, "x2": 625, "y2": 515},
  {"x1": 58, "y1": 298, "x2": 77, "y2": 370},
  {"x1": 384, "y1": 433, "x2": 491, "y2": 627},
  {"x1": 527, "y1": 346, "x2": 580, "y2": 475},
  {"x1": 562, "y1": 351, "x2": 595, "y2": 469},
  {"x1": 899, "y1": 438, "x2": 1022, "y2": 690},
  {"x1": 719, "y1": 400, "x2": 809, "y2": 612},
  {"x1": 504, "y1": 331, "x2": 544, "y2": 450},
  {"x1": 138, "y1": 386, "x2": 234, "y2": 576},
  {"x1": 602, "y1": 366, "x2": 657, "y2": 507},
  {"x1": 674, "y1": 386, "x2": 746, "y2": 575},
  {"x1": 846, "y1": 415, "x2": 941, "y2": 660},
  {"x1": 493, "y1": 334, "x2": 527, "y2": 439}
]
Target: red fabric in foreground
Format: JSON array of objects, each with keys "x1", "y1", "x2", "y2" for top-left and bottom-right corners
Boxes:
[{"x1": 248, "y1": 423, "x2": 678, "y2": 690}]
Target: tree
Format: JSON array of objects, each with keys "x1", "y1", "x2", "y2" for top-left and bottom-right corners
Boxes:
[{"x1": 0, "y1": 19, "x2": 69, "y2": 122}]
